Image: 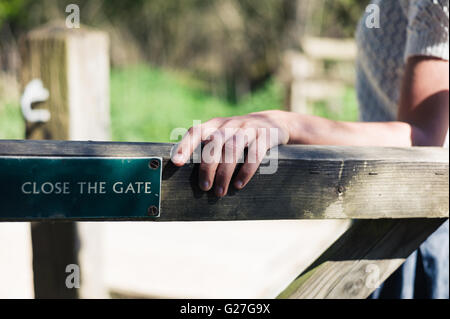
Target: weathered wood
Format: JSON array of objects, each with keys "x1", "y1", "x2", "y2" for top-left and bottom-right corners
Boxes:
[
  {"x1": 280, "y1": 50, "x2": 354, "y2": 113},
  {"x1": 301, "y1": 36, "x2": 357, "y2": 61},
  {"x1": 0, "y1": 140, "x2": 448, "y2": 221},
  {"x1": 19, "y1": 23, "x2": 110, "y2": 298},
  {"x1": 30, "y1": 221, "x2": 79, "y2": 299},
  {"x1": 277, "y1": 218, "x2": 446, "y2": 299},
  {"x1": 20, "y1": 22, "x2": 110, "y2": 141}
]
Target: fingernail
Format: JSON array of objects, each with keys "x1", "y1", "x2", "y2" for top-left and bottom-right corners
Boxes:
[
  {"x1": 216, "y1": 186, "x2": 224, "y2": 197},
  {"x1": 200, "y1": 180, "x2": 210, "y2": 191},
  {"x1": 235, "y1": 180, "x2": 243, "y2": 189},
  {"x1": 172, "y1": 154, "x2": 184, "y2": 164}
]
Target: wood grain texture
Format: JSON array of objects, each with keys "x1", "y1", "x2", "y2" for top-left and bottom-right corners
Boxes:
[
  {"x1": 20, "y1": 24, "x2": 70, "y2": 140},
  {"x1": 0, "y1": 140, "x2": 448, "y2": 221},
  {"x1": 21, "y1": 24, "x2": 77, "y2": 299},
  {"x1": 30, "y1": 221, "x2": 79, "y2": 299},
  {"x1": 19, "y1": 23, "x2": 110, "y2": 298},
  {"x1": 20, "y1": 22, "x2": 110, "y2": 141},
  {"x1": 277, "y1": 218, "x2": 446, "y2": 299}
]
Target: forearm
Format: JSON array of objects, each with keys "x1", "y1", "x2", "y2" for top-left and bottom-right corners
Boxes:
[{"x1": 285, "y1": 112, "x2": 426, "y2": 147}]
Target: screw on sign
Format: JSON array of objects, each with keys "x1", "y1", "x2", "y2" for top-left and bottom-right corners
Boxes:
[
  {"x1": 149, "y1": 159, "x2": 160, "y2": 170},
  {"x1": 148, "y1": 205, "x2": 159, "y2": 217}
]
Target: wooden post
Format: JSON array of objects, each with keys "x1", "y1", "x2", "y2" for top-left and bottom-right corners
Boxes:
[
  {"x1": 20, "y1": 22, "x2": 110, "y2": 298},
  {"x1": 280, "y1": 37, "x2": 356, "y2": 114}
]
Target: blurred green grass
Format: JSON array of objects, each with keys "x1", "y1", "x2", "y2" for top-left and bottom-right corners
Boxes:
[
  {"x1": 0, "y1": 65, "x2": 358, "y2": 141},
  {"x1": 0, "y1": 101, "x2": 24, "y2": 139},
  {"x1": 311, "y1": 87, "x2": 359, "y2": 122},
  {"x1": 110, "y1": 65, "x2": 284, "y2": 142}
]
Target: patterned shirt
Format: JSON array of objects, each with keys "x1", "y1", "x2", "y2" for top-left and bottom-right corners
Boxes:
[{"x1": 355, "y1": 0, "x2": 449, "y2": 146}]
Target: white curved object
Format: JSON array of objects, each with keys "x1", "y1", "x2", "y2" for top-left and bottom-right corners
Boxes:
[{"x1": 20, "y1": 79, "x2": 50, "y2": 123}]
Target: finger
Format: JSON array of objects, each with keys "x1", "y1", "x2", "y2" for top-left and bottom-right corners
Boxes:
[
  {"x1": 171, "y1": 118, "x2": 224, "y2": 166},
  {"x1": 233, "y1": 131, "x2": 270, "y2": 189},
  {"x1": 214, "y1": 133, "x2": 247, "y2": 197},
  {"x1": 198, "y1": 129, "x2": 227, "y2": 191},
  {"x1": 198, "y1": 124, "x2": 241, "y2": 191}
]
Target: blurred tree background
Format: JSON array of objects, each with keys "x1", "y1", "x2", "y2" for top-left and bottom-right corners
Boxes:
[{"x1": 0, "y1": 0, "x2": 368, "y2": 141}]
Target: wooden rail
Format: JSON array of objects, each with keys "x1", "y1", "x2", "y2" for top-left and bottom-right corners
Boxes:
[
  {"x1": 0, "y1": 139, "x2": 448, "y2": 299},
  {"x1": 277, "y1": 218, "x2": 446, "y2": 298},
  {"x1": 0, "y1": 139, "x2": 448, "y2": 221}
]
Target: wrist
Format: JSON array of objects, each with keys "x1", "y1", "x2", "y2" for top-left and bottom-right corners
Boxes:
[
  {"x1": 271, "y1": 110, "x2": 293, "y2": 144},
  {"x1": 282, "y1": 111, "x2": 305, "y2": 144}
]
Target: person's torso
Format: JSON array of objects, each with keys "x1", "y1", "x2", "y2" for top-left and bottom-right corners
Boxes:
[{"x1": 355, "y1": 0, "x2": 411, "y2": 122}]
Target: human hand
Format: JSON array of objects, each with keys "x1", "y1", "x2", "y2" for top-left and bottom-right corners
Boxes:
[{"x1": 171, "y1": 110, "x2": 290, "y2": 197}]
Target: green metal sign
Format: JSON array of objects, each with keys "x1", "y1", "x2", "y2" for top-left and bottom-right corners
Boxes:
[{"x1": 0, "y1": 157, "x2": 162, "y2": 221}]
